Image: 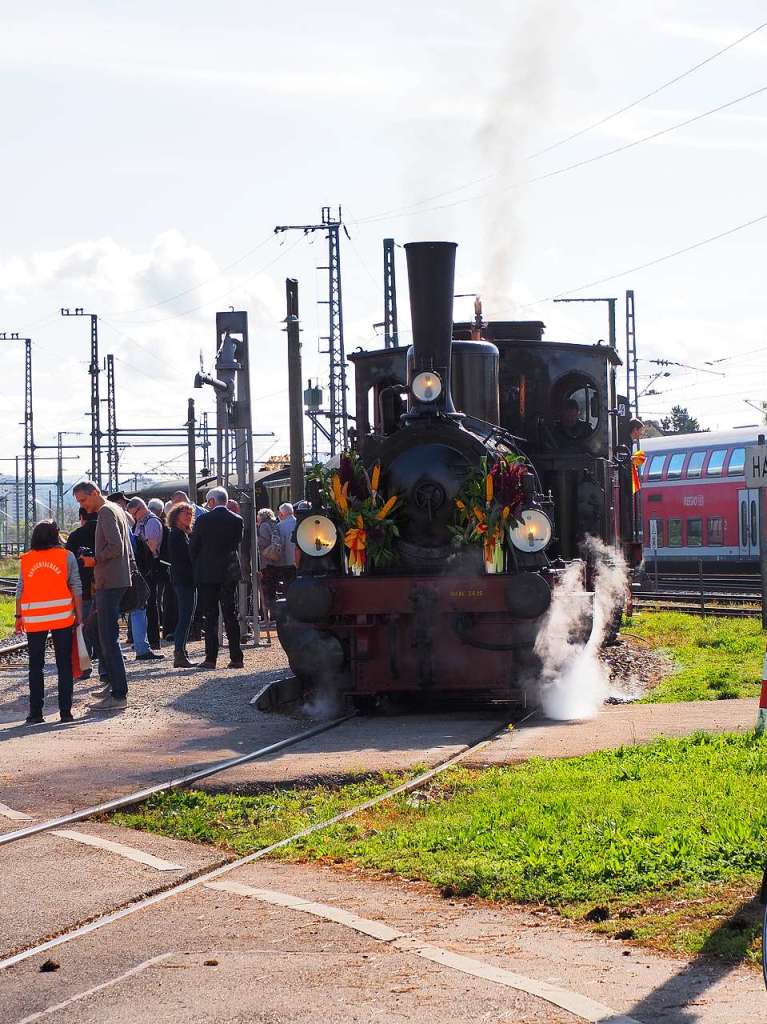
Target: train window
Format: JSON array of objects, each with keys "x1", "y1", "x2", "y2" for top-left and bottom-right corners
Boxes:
[
  {"x1": 752, "y1": 500, "x2": 758, "y2": 546},
  {"x1": 707, "y1": 517, "x2": 723, "y2": 545},
  {"x1": 728, "y1": 448, "x2": 745, "y2": 474},
  {"x1": 686, "y1": 451, "x2": 705, "y2": 478},
  {"x1": 706, "y1": 450, "x2": 726, "y2": 475},
  {"x1": 647, "y1": 455, "x2": 666, "y2": 479},
  {"x1": 741, "y1": 502, "x2": 749, "y2": 546},
  {"x1": 687, "y1": 519, "x2": 702, "y2": 546},
  {"x1": 666, "y1": 453, "x2": 685, "y2": 478},
  {"x1": 668, "y1": 519, "x2": 682, "y2": 546}
]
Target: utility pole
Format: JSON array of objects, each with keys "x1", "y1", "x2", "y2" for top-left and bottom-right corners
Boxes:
[
  {"x1": 1, "y1": 333, "x2": 36, "y2": 546},
  {"x1": 383, "y1": 238, "x2": 399, "y2": 348},
  {"x1": 61, "y1": 308, "x2": 102, "y2": 488},
  {"x1": 57, "y1": 433, "x2": 64, "y2": 523},
  {"x1": 304, "y1": 380, "x2": 329, "y2": 464},
  {"x1": 625, "y1": 290, "x2": 638, "y2": 419},
  {"x1": 285, "y1": 279, "x2": 305, "y2": 501},
  {"x1": 275, "y1": 206, "x2": 348, "y2": 454},
  {"x1": 106, "y1": 354, "x2": 118, "y2": 492},
  {"x1": 201, "y1": 411, "x2": 211, "y2": 475},
  {"x1": 186, "y1": 398, "x2": 196, "y2": 500},
  {"x1": 15, "y1": 455, "x2": 20, "y2": 546}
]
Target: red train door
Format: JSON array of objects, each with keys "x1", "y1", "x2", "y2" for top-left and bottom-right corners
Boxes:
[{"x1": 738, "y1": 488, "x2": 760, "y2": 560}]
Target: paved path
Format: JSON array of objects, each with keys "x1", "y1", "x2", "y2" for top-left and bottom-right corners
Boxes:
[
  {"x1": 466, "y1": 698, "x2": 757, "y2": 766},
  {"x1": 2, "y1": 857, "x2": 762, "y2": 1024}
]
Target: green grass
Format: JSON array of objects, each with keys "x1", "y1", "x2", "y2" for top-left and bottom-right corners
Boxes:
[
  {"x1": 626, "y1": 611, "x2": 765, "y2": 702},
  {"x1": 0, "y1": 596, "x2": 16, "y2": 639},
  {"x1": 113, "y1": 732, "x2": 767, "y2": 964},
  {"x1": 0, "y1": 555, "x2": 19, "y2": 577}
]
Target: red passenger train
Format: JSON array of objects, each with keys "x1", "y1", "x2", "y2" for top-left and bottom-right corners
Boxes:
[{"x1": 639, "y1": 427, "x2": 761, "y2": 571}]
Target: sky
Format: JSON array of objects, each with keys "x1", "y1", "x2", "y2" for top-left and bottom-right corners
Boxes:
[{"x1": 1, "y1": 0, "x2": 766, "y2": 498}]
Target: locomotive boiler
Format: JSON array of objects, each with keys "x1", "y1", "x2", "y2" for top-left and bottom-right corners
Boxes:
[{"x1": 277, "y1": 240, "x2": 636, "y2": 704}]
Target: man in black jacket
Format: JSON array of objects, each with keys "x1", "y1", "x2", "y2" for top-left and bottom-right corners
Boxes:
[{"x1": 189, "y1": 486, "x2": 244, "y2": 669}]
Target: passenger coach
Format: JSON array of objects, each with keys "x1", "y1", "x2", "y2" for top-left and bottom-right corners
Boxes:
[{"x1": 639, "y1": 427, "x2": 761, "y2": 571}]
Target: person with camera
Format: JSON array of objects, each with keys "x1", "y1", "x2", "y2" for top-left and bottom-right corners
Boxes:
[
  {"x1": 65, "y1": 506, "x2": 101, "y2": 675},
  {"x1": 72, "y1": 482, "x2": 133, "y2": 711}
]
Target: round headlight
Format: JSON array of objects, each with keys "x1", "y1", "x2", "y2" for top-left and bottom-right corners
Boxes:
[
  {"x1": 508, "y1": 509, "x2": 552, "y2": 553},
  {"x1": 411, "y1": 370, "x2": 442, "y2": 402},
  {"x1": 296, "y1": 515, "x2": 338, "y2": 557}
]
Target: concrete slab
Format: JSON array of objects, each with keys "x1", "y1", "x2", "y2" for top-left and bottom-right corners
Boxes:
[
  {"x1": 2, "y1": 856, "x2": 761, "y2": 1023},
  {"x1": 0, "y1": 823, "x2": 225, "y2": 958},
  {"x1": 465, "y1": 699, "x2": 757, "y2": 766}
]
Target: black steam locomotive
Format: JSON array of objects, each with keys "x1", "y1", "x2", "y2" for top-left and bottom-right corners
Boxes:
[{"x1": 277, "y1": 241, "x2": 637, "y2": 703}]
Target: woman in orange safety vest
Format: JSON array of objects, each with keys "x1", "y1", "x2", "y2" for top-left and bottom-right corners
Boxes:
[{"x1": 15, "y1": 520, "x2": 83, "y2": 725}]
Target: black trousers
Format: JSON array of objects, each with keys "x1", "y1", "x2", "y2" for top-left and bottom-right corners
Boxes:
[
  {"x1": 27, "y1": 626, "x2": 74, "y2": 715},
  {"x1": 198, "y1": 581, "x2": 242, "y2": 664},
  {"x1": 145, "y1": 572, "x2": 160, "y2": 648}
]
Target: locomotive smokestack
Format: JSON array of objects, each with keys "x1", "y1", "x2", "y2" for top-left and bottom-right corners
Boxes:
[{"x1": 405, "y1": 241, "x2": 460, "y2": 418}]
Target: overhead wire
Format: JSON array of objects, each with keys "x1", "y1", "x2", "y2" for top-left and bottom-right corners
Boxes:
[
  {"x1": 529, "y1": 20, "x2": 767, "y2": 159},
  {"x1": 519, "y1": 210, "x2": 767, "y2": 307},
  {"x1": 357, "y1": 83, "x2": 767, "y2": 224}
]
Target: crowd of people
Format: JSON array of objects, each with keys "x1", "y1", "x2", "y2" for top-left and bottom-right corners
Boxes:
[{"x1": 14, "y1": 484, "x2": 298, "y2": 724}]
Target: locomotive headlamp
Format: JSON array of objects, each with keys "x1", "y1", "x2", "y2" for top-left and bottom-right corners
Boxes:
[
  {"x1": 296, "y1": 515, "x2": 338, "y2": 557},
  {"x1": 508, "y1": 508, "x2": 552, "y2": 553},
  {"x1": 411, "y1": 371, "x2": 442, "y2": 403}
]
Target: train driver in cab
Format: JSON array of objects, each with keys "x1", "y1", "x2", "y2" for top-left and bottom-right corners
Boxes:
[{"x1": 556, "y1": 397, "x2": 589, "y2": 444}]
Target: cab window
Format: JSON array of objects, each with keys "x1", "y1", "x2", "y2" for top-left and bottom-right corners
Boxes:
[
  {"x1": 666, "y1": 453, "x2": 685, "y2": 479},
  {"x1": 647, "y1": 455, "x2": 666, "y2": 480},
  {"x1": 686, "y1": 451, "x2": 705, "y2": 478},
  {"x1": 706, "y1": 450, "x2": 726, "y2": 475}
]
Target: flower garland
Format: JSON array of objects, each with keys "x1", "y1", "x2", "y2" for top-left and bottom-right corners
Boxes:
[
  {"x1": 307, "y1": 452, "x2": 399, "y2": 573},
  {"x1": 451, "y1": 454, "x2": 528, "y2": 568}
]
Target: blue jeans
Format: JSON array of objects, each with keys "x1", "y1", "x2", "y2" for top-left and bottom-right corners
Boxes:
[
  {"x1": 130, "y1": 608, "x2": 151, "y2": 656},
  {"x1": 82, "y1": 598, "x2": 101, "y2": 663},
  {"x1": 173, "y1": 584, "x2": 196, "y2": 655},
  {"x1": 95, "y1": 587, "x2": 128, "y2": 698}
]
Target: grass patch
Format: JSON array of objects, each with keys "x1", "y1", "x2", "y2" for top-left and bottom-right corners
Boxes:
[
  {"x1": 626, "y1": 611, "x2": 765, "y2": 702},
  {"x1": 0, "y1": 555, "x2": 19, "y2": 577},
  {"x1": 0, "y1": 596, "x2": 16, "y2": 639},
  {"x1": 114, "y1": 732, "x2": 767, "y2": 964}
]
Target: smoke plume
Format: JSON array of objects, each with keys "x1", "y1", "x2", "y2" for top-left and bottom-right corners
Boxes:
[
  {"x1": 535, "y1": 537, "x2": 629, "y2": 720},
  {"x1": 477, "y1": 1, "x2": 574, "y2": 309}
]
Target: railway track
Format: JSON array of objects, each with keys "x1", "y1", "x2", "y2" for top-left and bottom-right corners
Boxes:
[
  {"x1": 632, "y1": 592, "x2": 761, "y2": 617},
  {"x1": 0, "y1": 574, "x2": 17, "y2": 595},
  {"x1": 0, "y1": 632, "x2": 26, "y2": 659},
  {"x1": 0, "y1": 712, "x2": 520, "y2": 973}
]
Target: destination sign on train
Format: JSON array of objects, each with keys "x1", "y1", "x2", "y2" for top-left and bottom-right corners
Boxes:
[{"x1": 745, "y1": 446, "x2": 767, "y2": 487}]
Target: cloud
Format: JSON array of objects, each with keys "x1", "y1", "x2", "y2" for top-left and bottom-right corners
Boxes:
[{"x1": 0, "y1": 232, "x2": 294, "y2": 480}]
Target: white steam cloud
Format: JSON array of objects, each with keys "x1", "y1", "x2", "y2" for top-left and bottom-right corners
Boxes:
[{"x1": 535, "y1": 537, "x2": 629, "y2": 720}]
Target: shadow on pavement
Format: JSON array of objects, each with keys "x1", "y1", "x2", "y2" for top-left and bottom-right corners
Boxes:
[{"x1": 622, "y1": 896, "x2": 763, "y2": 1023}]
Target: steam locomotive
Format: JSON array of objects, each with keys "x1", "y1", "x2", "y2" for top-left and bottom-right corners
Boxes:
[{"x1": 277, "y1": 241, "x2": 638, "y2": 703}]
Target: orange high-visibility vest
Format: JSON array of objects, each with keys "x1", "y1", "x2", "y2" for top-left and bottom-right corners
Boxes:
[{"x1": 19, "y1": 548, "x2": 75, "y2": 633}]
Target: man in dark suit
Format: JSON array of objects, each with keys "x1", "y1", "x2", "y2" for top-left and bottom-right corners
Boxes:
[{"x1": 189, "y1": 486, "x2": 244, "y2": 669}]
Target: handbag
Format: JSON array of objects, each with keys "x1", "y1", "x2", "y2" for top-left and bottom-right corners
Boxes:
[
  {"x1": 120, "y1": 565, "x2": 149, "y2": 613},
  {"x1": 261, "y1": 523, "x2": 284, "y2": 565},
  {"x1": 71, "y1": 625, "x2": 92, "y2": 680}
]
